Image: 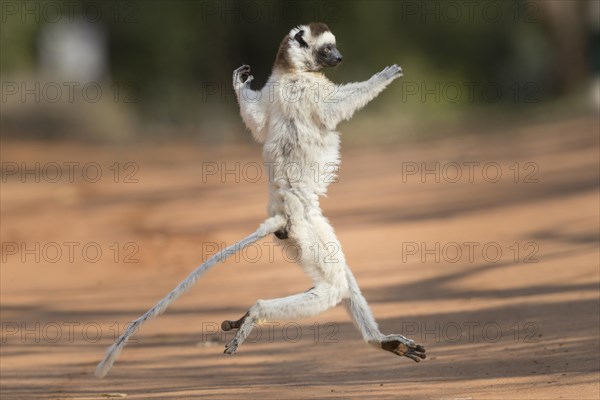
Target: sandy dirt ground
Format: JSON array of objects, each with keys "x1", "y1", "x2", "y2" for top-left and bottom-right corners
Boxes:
[{"x1": 1, "y1": 116, "x2": 599, "y2": 399}]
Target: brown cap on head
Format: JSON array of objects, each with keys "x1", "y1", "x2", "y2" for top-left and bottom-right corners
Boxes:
[{"x1": 309, "y1": 22, "x2": 330, "y2": 37}]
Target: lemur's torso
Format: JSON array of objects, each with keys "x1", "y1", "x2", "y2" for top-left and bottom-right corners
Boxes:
[{"x1": 262, "y1": 70, "x2": 341, "y2": 218}]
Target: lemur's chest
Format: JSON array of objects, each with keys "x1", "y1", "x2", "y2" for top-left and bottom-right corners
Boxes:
[
  {"x1": 268, "y1": 74, "x2": 328, "y2": 121},
  {"x1": 263, "y1": 73, "x2": 339, "y2": 164}
]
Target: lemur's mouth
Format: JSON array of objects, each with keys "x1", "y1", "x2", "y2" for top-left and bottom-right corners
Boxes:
[{"x1": 326, "y1": 56, "x2": 342, "y2": 67}]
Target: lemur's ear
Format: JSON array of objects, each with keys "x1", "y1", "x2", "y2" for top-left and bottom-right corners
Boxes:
[{"x1": 294, "y1": 30, "x2": 309, "y2": 48}]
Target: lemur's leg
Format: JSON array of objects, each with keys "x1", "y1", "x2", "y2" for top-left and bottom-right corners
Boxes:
[
  {"x1": 343, "y1": 271, "x2": 426, "y2": 362},
  {"x1": 322, "y1": 64, "x2": 403, "y2": 126},
  {"x1": 222, "y1": 205, "x2": 347, "y2": 354},
  {"x1": 223, "y1": 283, "x2": 342, "y2": 354},
  {"x1": 308, "y1": 212, "x2": 426, "y2": 362}
]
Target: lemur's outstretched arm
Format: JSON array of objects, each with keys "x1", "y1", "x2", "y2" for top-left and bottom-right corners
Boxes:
[
  {"x1": 322, "y1": 65, "x2": 403, "y2": 128},
  {"x1": 234, "y1": 65, "x2": 268, "y2": 143}
]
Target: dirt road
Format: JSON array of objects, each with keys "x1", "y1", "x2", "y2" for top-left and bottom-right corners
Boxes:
[{"x1": 1, "y1": 116, "x2": 598, "y2": 399}]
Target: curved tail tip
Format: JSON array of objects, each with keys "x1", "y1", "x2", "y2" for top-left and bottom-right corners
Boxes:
[
  {"x1": 95, "y1": 343, "x2": 122, "y2": 378},
  {"x1": 95, "y1": 362, "x2": 109, "y2": 379}
]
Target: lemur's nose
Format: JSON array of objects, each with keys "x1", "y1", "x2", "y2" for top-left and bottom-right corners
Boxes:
[{"x1": 337, "y1": 55, "x2": 343, "y2": 62}]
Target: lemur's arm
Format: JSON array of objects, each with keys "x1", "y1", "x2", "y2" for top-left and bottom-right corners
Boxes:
[
  {"x1": 233, "y1": 65, "x2": 268, "y2": 143},
  {"x1": 320, "y1": 65, "x2": 403, "y2": 128}
]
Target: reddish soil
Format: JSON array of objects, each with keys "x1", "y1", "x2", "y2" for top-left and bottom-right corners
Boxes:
[{"x1": 1, "y1": 116, "x2": 599, "y2": 399}]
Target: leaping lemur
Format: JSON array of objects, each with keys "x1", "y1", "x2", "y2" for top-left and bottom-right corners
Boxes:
[
  {"x1": 224, "y1": 22, "x2": 425, "y2": 360},
  {"x1": 95, "y1": 22, "x2": 424, "y2": 379}
]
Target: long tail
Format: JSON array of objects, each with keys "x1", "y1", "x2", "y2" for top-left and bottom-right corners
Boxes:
[{"x1": 95, "y1": 215, "x2": 285, "y2": 378}]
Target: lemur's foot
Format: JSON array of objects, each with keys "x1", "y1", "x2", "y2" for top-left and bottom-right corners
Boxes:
[
  {"x1": 380, "y1": 334, "x2": 426, "y2": 362},
  {"x1": 221, "y1": 312, "x2": 249, "y2": 332},
  {"x1": 222, "y1": 312, "x2": 251, "y2": 355},
  {"x1": 224, "y1": 337, "x2": 241, "y2": 354}
]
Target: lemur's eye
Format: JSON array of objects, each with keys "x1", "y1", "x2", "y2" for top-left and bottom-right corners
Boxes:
[{"x1": 323, "y1": 48, "x2": 330, "y2": 54}]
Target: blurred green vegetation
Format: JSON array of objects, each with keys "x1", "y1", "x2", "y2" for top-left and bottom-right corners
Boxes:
[{"x1": 0, "y1": 0, "x2": 596, "y2": 142}]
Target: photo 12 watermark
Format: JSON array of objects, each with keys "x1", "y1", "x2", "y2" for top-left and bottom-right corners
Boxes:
[
  {"x1": 201, "y1": 161, "x2": 339, "y2": 185},
  {"x1": 399, "y1": 321, "x2": 541, "y2": 344},
  {"x1": 401, "y1": 241, "x2": 540, "y2": 264},
  {"x1": 1, "y1": 161, "x2": 140, "y2": 184},
  {"x1": 398, "y1": 1, "x2": 540, "y2": 24},
  {"x1": 400, "y1": 161, "x2": 540, "y2": 184},
  {"x1": 1, "y1": 322, "x2": 139, "y2": 344},
  {"x1": 1, "y1": 241, "x2": 140, "y2": 264},
  {"x1": 1, "y1": 1, "x2": 140, "y2": 24},
  {"x1": 200, "y1": 321, "x2": 340, "y2": 345},
  {"x1": 1, "y1": 81, "x2": 140, "y2": 104},
  {"x1": 200, "y1": 239, "x2": 342, "y2": 266}
]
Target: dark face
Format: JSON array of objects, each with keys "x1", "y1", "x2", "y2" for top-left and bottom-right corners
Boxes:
[{"x1": 316, "y1": 43, "x2": 343, "y2": 67}]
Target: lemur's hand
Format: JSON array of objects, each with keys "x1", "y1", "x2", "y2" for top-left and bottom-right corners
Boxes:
[
  {"x1": 374, "y1": 64, "x2": 403, "y2": 82},
  {"x1": 233, "y1": 64, "x2": 254, "y2": 89}
]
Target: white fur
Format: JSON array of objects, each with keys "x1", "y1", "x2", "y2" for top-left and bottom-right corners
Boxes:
[{"x1": 230, "y1": 27, "x2": 424, "y2": 360}]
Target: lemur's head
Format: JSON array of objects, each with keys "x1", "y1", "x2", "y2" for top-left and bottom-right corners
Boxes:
[{"x1": 274, "y1": 23, "x2": 342, "y2": 72}]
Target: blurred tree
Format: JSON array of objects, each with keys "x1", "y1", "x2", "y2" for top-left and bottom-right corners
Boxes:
[{"x1": 0, "y1": 0, "x2": 594, "y2": 141}]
